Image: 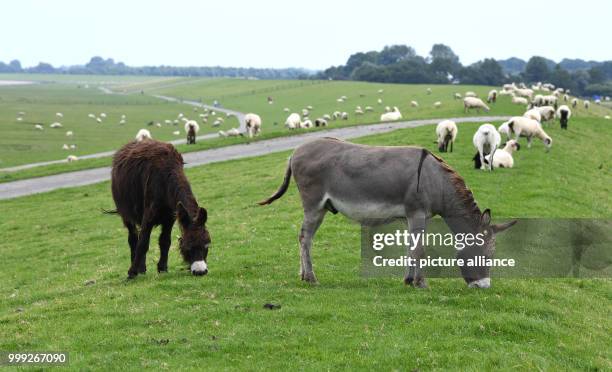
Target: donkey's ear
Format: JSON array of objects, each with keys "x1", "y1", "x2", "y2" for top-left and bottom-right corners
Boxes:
[
  {"x1": 195, "y1": 207, "x2": 208, "y2": 226},
  {"x1": 480, "y1": 209, "x2": 492, "y2": 226},
  {"x1": 177, "y1": 202, "x2": 192, "y2": 227},
  {"x1": 492, "y1": 220, "x2": 517, "y2": 234}
]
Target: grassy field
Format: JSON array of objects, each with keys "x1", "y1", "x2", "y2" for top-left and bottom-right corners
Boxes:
[
  {"x1": 150, "y1": 78, "x2": 612, "y2": 129},
  {"x1": 3, "y1": 76, "x2": 611, "y2": 180},
  {"x1": 1, "y1": 114, "x2": 610, "y2": 369},
  {"x1": 0, "y1": 82, "x2": 240, "y2": 167}
]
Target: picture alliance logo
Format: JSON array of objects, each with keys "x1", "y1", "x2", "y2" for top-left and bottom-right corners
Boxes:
[{"x1": 371, "y1": 230, "x2": 486, "y2": 251}]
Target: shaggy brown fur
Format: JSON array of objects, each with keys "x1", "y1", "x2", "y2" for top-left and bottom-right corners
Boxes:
[
  {"x1": 109, "y1": 139, "x2": 211, "y2": 279},
  {"x1": 427, "y1": 151, "x2": 482, "y2": 221}
]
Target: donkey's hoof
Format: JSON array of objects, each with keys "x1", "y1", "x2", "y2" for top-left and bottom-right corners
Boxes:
[
  {"x1": 301, "y1": 271, "x2": 318, "y2": 284},
  {"x1": 157, "y1": 263, "x2": 168, "y2": 273},
  {"x1": 414, "y1": 279, "x2": 429, "y2": 289},
  {"x1": 127, "y1": 268, "x2": 138, "y2": 280},
  {"x1": 404, "y1": 276, "x2": 414, "y2": 286}
]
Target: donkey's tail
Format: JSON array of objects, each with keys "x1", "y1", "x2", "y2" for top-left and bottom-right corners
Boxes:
[
  {"x1": 258, "y1": 157, "x2": 292, "y2": 205},
  {"x1": 416, "y1": 148, "x2": 429, "y2": 192},
  {"x1": 101, "y1": 208, "x2": 118, "y2": 215}
]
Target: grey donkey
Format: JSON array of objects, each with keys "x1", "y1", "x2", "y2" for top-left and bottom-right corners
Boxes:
[{"x1": 259, "y1": 137, "x2": 516, "y2": 288}]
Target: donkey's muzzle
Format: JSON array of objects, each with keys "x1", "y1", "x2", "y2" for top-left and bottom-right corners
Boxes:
[{"x1": 468, "y1": 277, "x2": 491, "y2": 289}]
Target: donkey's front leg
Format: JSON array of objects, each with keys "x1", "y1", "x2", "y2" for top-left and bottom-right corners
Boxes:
[
  {"x1": 298, "y1": 209, "x2": 326, "y2": 283},
  {"x1": 404, "y1": 214, "x2": 429, "y2": 288}
]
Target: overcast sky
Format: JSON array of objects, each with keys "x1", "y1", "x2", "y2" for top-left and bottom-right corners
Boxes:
[{"x1": 2, "y1": 0, "x2": 610, "y2": 70}]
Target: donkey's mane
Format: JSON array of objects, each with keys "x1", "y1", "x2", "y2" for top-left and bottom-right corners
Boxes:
[{"x1": 428, "y1": 151, "x2": 482, "y2": 219}]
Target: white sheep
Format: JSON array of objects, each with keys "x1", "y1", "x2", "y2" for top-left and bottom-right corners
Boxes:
[
  {"x1": 323, "y1": 114, "x2": 332, "y2": 121},
  {"x1": 56, "y1": 112, "x2": 63, "y2": 118},
  {"x1": 96, "y1": 117, "x2": 102, "y2": 123},
  {"x1": 35, "y1": 124, "x2": 43, "y2": 131},
  {"x1": 498, "y1": 122, "x2": 511, "y2": 140},
  {"x1": 66, "y1": 131, "x2": 73, "y2": 137},
  {"x1": 487, "y1": 90, "x2": 497, "y2": 103},
  {"x1": 410, "y1": 100, "x2": 419, "y2": 107},
  {"x1": 515, "y1": 88, "x2": 534, "y2": 99},
  {"x1": 463, "y1": 97, "x2": 490, "y2": 113},
  {"x1": 465, "y1": 91, "x2": 477, "y2": 98},
  {"x1": 62, "y1": 144, "x2": 69, "y2": 150},
  {"x1": 556, "y1": 105, "x2": 572, "y2": 129},
  {"x1": 505, "y1": 116, "x2": 552, "y2": 151},
  {"x1": 454, "y1": 93, "x2": 462, "y2": 100},
  {"x1": 332, "y1": 111, "x2": 342, "y2": 120},
  {"x1": 283, "y1": 107, "x2": 290, "y2": 113},
  {"x1": 341, "y1": 112, "x2": 349, "y2": 120},
  {"x1": 569, "y1": 98, "x2": 578, "y2": 108},
  {"x1": 584, "y1": 100, "x2": 590, "y2": 109},
  {"x1": 524, "y1": 107, "x2": 542, "y2": 122},
  {"x1": 244, "y1": 113, "x2": 262, "y2": 138},
  {"x1": 173, "y1": 131, "x2": 181, "y2": 135},
  {"x1": 384, "y1": 106, "x2": 391, "y2": 113},
  {"x1": 426, "y1": 88, "x2": 432, "y2": 95},
  {"x1": 435, "y1": 120, "x2": 457, "y2": 152},
  {"x1": 69, "y1": 144, "x2": 77, "y2": 150},
  {"x1": 314, "y1": 118, "x2": 328, "y2": 127},
  {"x1": 50, "y1": 122, "x2": 63, "y2": 128},
  {"x1": 218, "y1": 128, "x2": 242, "y2": 137},
  {"x1": 67, "y1": 155, "x2": 79, "y2": 162},
  {"x1": 135, "y1": 129, "x2": 152, "y2": 142},
  {"x1": 100, "y1": 113, "x2": 107, "y2": 118},
  {"x1": 380, "y1": 107, "x2": 402, "y2": 122},
  {"x1": 473, "y1": 123, "x2": 501, "y2": 171},
  {"x1": 184, "y1": 120, "x2": 200, "y2": 144},
  {"x1": 364, "y1": 106, "x2": 374, "y2": 112},
  {"x1": 377, "y1": 98, "x2": 383, "y2": 105},
  {"x1": 537, "y1": 106, "x2": 556, "y2": 122},
  {"x1": 300, "y1": 119, "x2": 313, "y2": 129},
  {"x1": 88, "y1": 113, "x2": 96, "y2": 119},
  {"x1": 434, "y1": 101, "x2": 442, "y2": 108},
  {"x1": 484, "y1": 140, "x2": 520, "y2": 168},
  {"x1": 302, "y1": 109, "x2": 309, "y2": 117},
  {"x1": 285, "y1": 113, "x2": 301, "y2": 129},
  {"x1": 378, "y1": 89, "x2": 384, "y2": 94},
  {"x1": 512, "y1": 96, "x2": 529, "y2": 105}
]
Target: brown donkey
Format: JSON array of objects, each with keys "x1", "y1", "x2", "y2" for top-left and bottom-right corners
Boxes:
[{"x1": 109, "y1": 139, "x2": 211, "y2": 279}]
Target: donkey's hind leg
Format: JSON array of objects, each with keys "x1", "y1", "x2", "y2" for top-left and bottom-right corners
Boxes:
[
  {"x1": 404, "y1": 213, "x2": 429, "y2": 288},
  {"x1": 122, "y1": 219, "x2": 138, "y2": 265},
  {"x1": 299, "y1": 208, "x2": 326, "y2": 284}
]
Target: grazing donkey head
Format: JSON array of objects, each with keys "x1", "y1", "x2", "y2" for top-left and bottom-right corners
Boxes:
[
  {"x1": 177, "y1": 202, "x2": 211, "y2": 276},
  {"x1": 455, "y1": 209, "x2": 517, "y2": 288}
]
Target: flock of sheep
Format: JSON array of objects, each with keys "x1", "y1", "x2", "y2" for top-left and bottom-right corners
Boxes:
[
  {"x1": 442, "y1": 81, "x2": 607, "y2": 171},
  {"x1": 16, "y1": 82, "x2": 611, "y2": 164}
]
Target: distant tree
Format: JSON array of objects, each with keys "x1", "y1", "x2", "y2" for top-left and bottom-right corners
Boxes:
[
  {"x1": 429, "y1": 44, "x2": 460, "y2": 64},
  {"x1": 588, "y1": 66, "x2": 606, "y2": 84},
  {"x1": 377, "y1": 45, "x2": 416, "y2": 65},
  {"x1": 9, "y1": 60, "x2": 22, "y2": 72},
  {"x1": 28, "y1": 62, "x2": 56, "y2": 73},
  {"x1": 458, "y1": 59, "x2": 504, "y2": 86},
  {"x1": 549, "y1": 65, "x2": 576, "y2": 92},
  {"x1": 524, "y1": 56, "x2": 551, "y2": 82}
]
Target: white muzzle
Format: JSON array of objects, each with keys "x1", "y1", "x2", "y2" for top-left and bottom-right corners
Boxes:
[
  {"x1": 190, "y1": 260, "x2": 208, "y2": 276},
  {"x1": 468, "y1": 277, "x2": 491, "y2": 289}
]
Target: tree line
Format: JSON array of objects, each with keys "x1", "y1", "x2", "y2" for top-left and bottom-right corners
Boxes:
[
  {"x1": 316, "y1": 44, "x2": 612, "y2": 97},
  {"x1": 0, "y1": 57, "x2": 312, "y2": 80}
]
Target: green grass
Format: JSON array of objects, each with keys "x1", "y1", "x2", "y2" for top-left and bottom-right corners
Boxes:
[
  {"x1": 0, "y1": 83, "x2": 240, "y2": 167},
  {"x1": 1, "y1": 115, "x2": 610, "y2": 370}
]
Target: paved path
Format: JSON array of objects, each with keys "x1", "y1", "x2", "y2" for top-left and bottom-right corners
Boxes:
[{"x1": 0, "y1": 116, "x2": 509, "y2": 200}]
